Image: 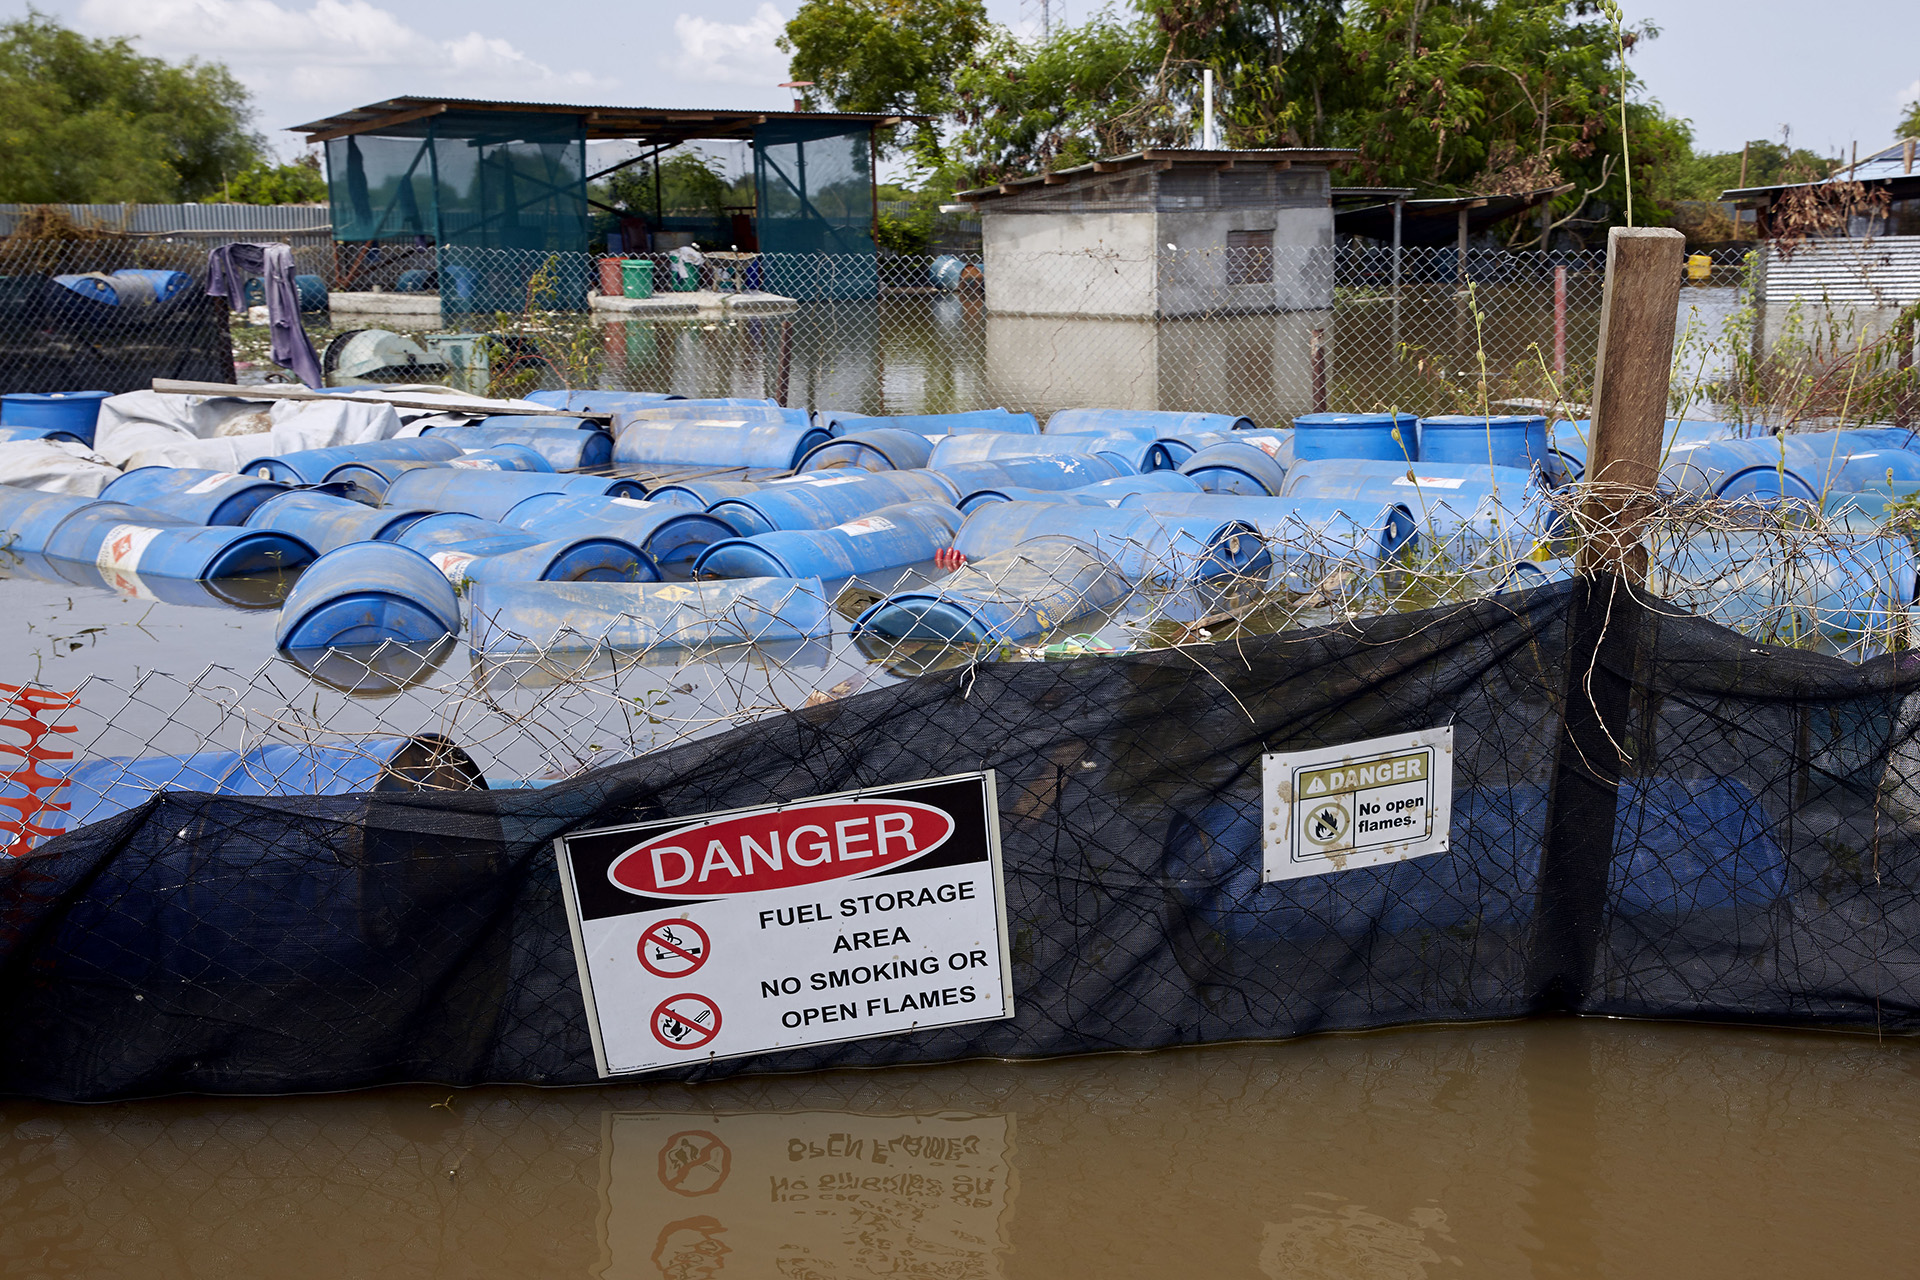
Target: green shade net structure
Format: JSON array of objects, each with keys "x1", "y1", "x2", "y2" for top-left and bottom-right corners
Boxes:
[
  {"x1": 326, "y1": 110, "x2": 589, "y2": 315},
  {"x1": 753, "y1": 120, "x2": 878, "y2": 300}
]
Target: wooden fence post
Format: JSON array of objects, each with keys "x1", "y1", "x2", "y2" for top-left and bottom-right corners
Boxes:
[{"x1": 1577, "y1": 226, "x2": 1686, "y2": 582}]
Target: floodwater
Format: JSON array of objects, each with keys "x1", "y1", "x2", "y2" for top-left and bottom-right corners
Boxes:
[{"x1": 1, "y1": 1018, "x2": 1914, "y2": 1278}]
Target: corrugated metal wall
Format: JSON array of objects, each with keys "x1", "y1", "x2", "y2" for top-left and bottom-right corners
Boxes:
[
  {"x1": 1763, "y1": 235, "x2": 1920, "y2": 306},
  {"x1": 0, "y1": 203, "x2": 331, "y2": 238}
]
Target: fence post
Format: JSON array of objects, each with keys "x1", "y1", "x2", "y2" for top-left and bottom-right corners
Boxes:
[
  {"x1": 1552, "y1": 265, "x2": 1567, "y2": 377},
  {"x1": 1897, "y1": 316, "x2": 1916, "y2": 433},
  {"x1": 1309, "y1": 328, "x2": 1327, "y2": 413},
  {"x1": 1576, "y1": 227, "x2": 1686, "y2": 582},
  {"x1": 775, "y1": 319, "x2": 794, "y2": 408}
]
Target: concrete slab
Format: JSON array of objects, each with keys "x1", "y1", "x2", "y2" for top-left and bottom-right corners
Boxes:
[
  {"x1": 589, "y1": 290, "x2": 797, "y2": 318},
  {"x1": 328, "y1": 291, "x2": 443, "y2": 326}
]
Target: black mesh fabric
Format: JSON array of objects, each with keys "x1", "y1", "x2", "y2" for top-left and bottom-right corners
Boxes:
[{"x1": 3, "y1": 576, "x2": 1917, "y2": 1101}]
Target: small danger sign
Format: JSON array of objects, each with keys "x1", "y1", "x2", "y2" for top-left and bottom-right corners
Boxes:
[
  {"x1": 1262, "y1": 727, "x2": 1454, "y2": 881},
  {"x1": 555, "y1": 771, "x2": 1013, "y2": 1077}
]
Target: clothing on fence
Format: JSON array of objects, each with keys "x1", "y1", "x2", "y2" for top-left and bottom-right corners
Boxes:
[{"x1": 205, "y1": 243, "x2": 323, "y2": 388}]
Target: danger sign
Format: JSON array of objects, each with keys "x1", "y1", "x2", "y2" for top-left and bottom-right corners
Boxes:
[
  {"x1": 556, "y1": 771, "x2": 1013, "y2": 1077},
  {"x1": 1262, "y1": 727, "x2": 1454, "y2": 881}
]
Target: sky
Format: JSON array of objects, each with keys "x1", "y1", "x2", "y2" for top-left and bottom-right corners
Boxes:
[{"x1": 6, "y1": 0, "x2": 1916, "y2": 167}]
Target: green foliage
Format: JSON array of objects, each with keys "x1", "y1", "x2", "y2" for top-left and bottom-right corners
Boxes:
[
  {"x1": 220, "y1": 153, "x2": 327, "y2": 205},
  {"x1": 952, "y1": 13, "x2": 1174, "y2": 181},
  {"x1": 602, "y1": 151, "x2": 747, "y2": 218},
  {"x1": 0, "y1": 11, "x2": 259, "y2": 203},
  {"x1": 1659, "y1": 140, "x2": 1831, "y2": 202},
  {"x1": 1900, "y1": 99, "x2": 1920, "y2": 142},
  {"x1": 780, "y1": 0, "x2": 991, "y2": 169}
]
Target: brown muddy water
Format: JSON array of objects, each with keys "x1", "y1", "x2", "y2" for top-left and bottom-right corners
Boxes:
[{"x1": 2, "y1": 1018, "x2": 1915, "y2": 1278}]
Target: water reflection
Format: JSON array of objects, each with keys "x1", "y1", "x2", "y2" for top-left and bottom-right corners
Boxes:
[
  {"x1": 599, "y1": 1111, "x2": 1012, "y2": 1279},
  {"x1": 1, "y1": 1022, "x2": 1917, "y2": 1278}
]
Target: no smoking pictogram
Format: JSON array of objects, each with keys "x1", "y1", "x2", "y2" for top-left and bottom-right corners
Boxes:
[
  {"x1": 652, "y1": 993, "x2": 722, "y2": 1050},
  {"x1": 638, "y1": 918, "x2": 711, "y2": 979},
  {"x1": 657, "y1": 1130, "x2": 732, "y2": 1196}
]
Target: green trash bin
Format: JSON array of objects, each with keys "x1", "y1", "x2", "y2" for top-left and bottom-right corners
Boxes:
[
  {"x1": 669, "y1": 255, "x2": 701, "y2": 292},
  {"x1": 621, "y1": 259, "x2": 654, "y2": 299}
]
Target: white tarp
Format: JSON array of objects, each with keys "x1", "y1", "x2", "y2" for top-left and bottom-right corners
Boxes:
[
  {"x1": 92, "y1": 391, "x2": 272, "y2": 467},
  {"x1": 119, "y1": 435, "x2": 283, "y2": 474},
  {"x1": 265, "y1": 398, "x2": 405, "y2": 452},
  {"x1": 0, "y1": 440, "x2": 122, "y2": 495}
]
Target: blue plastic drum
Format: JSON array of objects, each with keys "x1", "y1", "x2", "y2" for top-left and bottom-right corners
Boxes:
[
  {"x1": 854, "y1": 537, "x2": 1127, "y2": 644},
  {"x1": 275, "y1": 542, "x2": 462, "y2": 650},
  {"x1": 708, "y1": 470, "x2": 958, "y2": 535},
  {"x1": 0, "y1": 488, "x2": 97, "y2": 555},
  {"x1": 953, "y1": 502, "x2": 1268, "y2": 582},
  {"x1": 695, "y1": 500, "x2": 961, "y2": 579},
  {"x1": 249, "y1": 436, "x2": 463, "y2": 484},
  {"x1": 244, "y1": 490, "x2": 431, "y2": 552},
  {"x1": 422, "y1": 422, "x2": 614, "y2": 470},
  {"x1": 501, "y1": 493, "x2": 735, "y2": 573},
  {"x1": 1291, "y1": 412, "x2": 1418, "y2": 463},
  {"x1": 796, "y1": 429, "x2": 935, "y2": 472},
  {"x1": 1045, "y1": 408, "x2": 1256, "y2": 437},
  {"x1": 1178, "y1": 441, "x2": 1290, "y2": 496},
  {"x1": 45, "y1": 502, "x2": 315, "y2": 580},
  {"x1": 1417, "y1": 414, "x2": 1550, "y2": 473},
  {"x1": 646, "y1": 480, "x2": 763, "y2": 510},
  {"x1": 99, "y1": 467, "x2": 292, "y2": 526},
  {"x1": 818, "y1": 409, "x2": 1037, "y2": 438},
  {"x1": 0, "y1": 391, "x2": 111, "y2": 446},
  {"x1": 381, "y1": 469, "x2": 646, "y2": 522}
]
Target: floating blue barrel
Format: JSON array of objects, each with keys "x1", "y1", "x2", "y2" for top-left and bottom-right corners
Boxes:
[
  {"x1": 1178, "y1": 441, "x2": 1290, "y2": 495},
  {"x1": 853, "y1": 537, "x2": 1126, "y2": 644},
  {"x1": 953, "y1": 502, "x2": 1268, "y2": 583},
  {"x1": 448, "y1": 443, "x2": 554, "y2": 473},
  {"x1": 467, "y1": 577, "x2": 832, "y2": 656},
  {"x1": 1494, "y1": 558, "x2": 1576, "y2": 594},
  {"x1": 707, "y1": 470, "x2": 958, "y2": 535},
  {"x1": 933, "y1": 455, "x2": 1126, "y2": 495},
  {"x1": 446, "y1": 535, "x2": 658, "y2": 586},
  {"x1": 380, "y1": 469, "x2": 647, "y2": 522},
  {"x1": 1127, "y1": 492, "x2": 1415, "y2": 570},
  {"x1": 524, "y1": 390, "x2": 683, "y2": 412},
  {"x1": 98, "y1": 467, "x2": 292, "y2": 526},
  {"x1": 796, "y1": 428, "x2": 935, "y2": 472},
  {"x1": 501, "y1": 494, "x2": 735, "y2": 573},
  {"x1": 611, "y1": 408, "x2": 828, "y2": 469},
  {"x1": 958, "y1": 470, "x2": 1203, "y2": 513},
  {"x1": 275, "y1": 542, "x2": 462, "y2": 650},
  {"x1": 1045, "y1": 408, "x2": 1255, "y2": 438},
  {"x1": 0, "y1": 390, "x2": 111, "y2": 446},
  {"x1": 1291, "y1": 412, "x2": 1417, "y2": 463},
  {"x1": 21, "y1": 734, "x2": 485, "y2": 839},
  {"x1": 392, "y1": 511, "x2": 656, "y2": 584},
  {"x1": 250, "y1": 436, "x2": 463, "y2": 484},
  {"x1": 1661, "y1": 438, "x2": 1822, "y2": 505},
  {"x1": 1823, "y1": 479, "x2": 1920, "y2": 529},
  {"x1": 646, "y1": 480, "x2": 763, "y2": 510},
  {"x1": 648, "y1": 398, "x2": 779, "y2": 409},
  {"x1": 929, "y1": 432, "x2": 1157, "y2": 472},
  {"x1": 0, "y1": 425, "x2": 91, "y2": 445},
  {"x1": 422, "y1": 422, "x2": 614, "y2": 470},
  {"x1": 244, "y1": 490, "x2": 430, "y2": 552},
  {"x1": 44, "y1": 502, "x2": 314, "y2": 579},
  {"x1": 1155, "y1": 430, "x2": 1234, "y2": 464},
  {"x1": 0, "y1": 487, "x2": 96, "y2": 554},
  {"x1": 1417, "y1": 414, "x2": 1551, "y2": 473},
  {"x1": 1777, "y1": 430, "x2": 1920, "y2": 496},
  {"x1": 320, "y1": 457, "x2": 453, "y2": 503},
  {"x1": 695, "y1": 500, "x2": 961, "y2": 579},
  {"x1": 1647, "y1": 529, "x2": 1917, "y2": 635},
  {"x1": 819, "y1": 409, "x2": 1038, "y2": 438},
  {"x1": 471, "y1": 412, "x2": 606, "y2": 433},
  {"x1": 1555, "y1": 419, "x2": 1740, "y2": 483},
  {"x1": 42, "y1": 549, "x2": 290, "y2": 610},
  {"x1": 929, "y1": 255, "x2": 974, "y2": 291},
  {"x1": 1282, "y1": 458, "x2": 1550, "y2": 548}
]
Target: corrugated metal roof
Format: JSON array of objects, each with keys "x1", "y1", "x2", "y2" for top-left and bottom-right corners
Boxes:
[
  {"x1": 1762, "y1": 234, "x2": 1920, "y2": 306},
  {"x1": 290, "y1": 97, "x2": 924, "y2": 145},
  {"x1": 1723, "y1": 139, "x2": 1920, "y2": 201},
  {"x1": 0, "y1": 203, "x2": 330, "y2": 237}
]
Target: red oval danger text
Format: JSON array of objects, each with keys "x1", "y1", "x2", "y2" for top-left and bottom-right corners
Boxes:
[{"x1": 608, "y1": 799, "x2": 955, "y2": 898}]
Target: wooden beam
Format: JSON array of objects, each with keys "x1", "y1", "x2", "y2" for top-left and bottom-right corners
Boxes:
[
  {"x1": 150, "y1": 380, "x2": 613, "y2": 420},
  {"x1": 1042, "y1": 172, "x2": 1068, "y2": 185},
  {"x1": 309, "y1": 102, "x2": 445, "y2": 143},
  {"x1": 1270, "y1": 160, "x2": 1292, "y2": 170},
  {"x1": 1577, "y1": 226, "x2": 1686, "y2": 581},
  {"x1": 1092, "y1": 162, "x2": 1122, "y2": 173}
]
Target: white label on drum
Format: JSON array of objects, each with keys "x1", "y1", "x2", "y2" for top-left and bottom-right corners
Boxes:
[
  {"x1": 450, "y1": 458, "x2": 503, "y2": 470},
  {"x1": 184, "y1": 471, "x2": 240, "y2": 495},
  {"x1": 835, "y1": 516, "x2": 895, "y2": 536},
  {"x1": 1391, "y1": 475, "x2": 1468, "y2": 489},
  {"x1": 96, "y1": 525, "x2": 162, "y2": 574},
  {"x1": 612, "y1": 496, "x2": 653, "y2": 508},
  {"x1": 428, "y1": 550, "x2": 478, "y2": 581},
  {"x1": 796, "y1": 473, "x2": 862, "y2": 487}
]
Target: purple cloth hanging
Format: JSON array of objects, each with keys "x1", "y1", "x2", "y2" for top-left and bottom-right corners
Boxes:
[{"x1": 206, "y1": 243, "x2": 323, "y2": 388}]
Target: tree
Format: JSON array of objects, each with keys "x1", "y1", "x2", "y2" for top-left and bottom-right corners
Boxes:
[
  {"x1": 0, "y1": 12, "x2": 260, "y2": 203},
  {"x1": 780, "y1": 0, "x2": 992, "y2": 169},
  {"x1": 221, "y1": 153, "x2": 328, "y2": 205},
  {"x1": 1899, "y1": 98, "x2": 1920, "y2": 141},
  {"x1": 602, "y1": 151, "x2": 749, "y2": 219}
]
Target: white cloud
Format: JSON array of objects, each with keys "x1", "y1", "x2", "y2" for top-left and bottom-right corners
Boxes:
[
  {"x1": 75, "y1": 0, "x2": 610, "y2": 129},
  {"x1": 670, "y1": 3, "x2": 789, "y2": 88}
]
